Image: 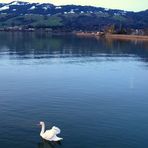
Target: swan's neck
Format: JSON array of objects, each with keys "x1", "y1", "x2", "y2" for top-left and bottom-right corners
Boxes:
[{"x1": 40, "y1": 123, "x2": 45, "y2": 136}]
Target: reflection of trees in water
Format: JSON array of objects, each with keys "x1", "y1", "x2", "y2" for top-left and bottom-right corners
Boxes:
[
  {"x1": 0, "y1": 32, "x2": 148, "y2": 62},
  {"x1": 105, "y1": 39, "x2": 148, "y2": 62},
  {"x1": 38, "y1": 139, "x2": 61, "y2": 148}
]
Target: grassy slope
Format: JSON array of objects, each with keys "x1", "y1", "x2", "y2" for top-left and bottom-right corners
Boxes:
[
  {"x1": 0, "y1": 13, "x2": 127, "y2": 28},
  {"x1": 0, "y1": 14, "x2": 63, "y2": 27}
]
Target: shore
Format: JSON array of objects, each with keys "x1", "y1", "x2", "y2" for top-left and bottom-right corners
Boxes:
[
  {"x1": 105, "y1": 34, "x2": 148, "y2": 41},
  {"x1": 74, "y1": 32, "x2": 148, "y2": 41},
  {"x1": 1, "y1": 30, "x2": 148, "y2": 41},
  {"x1": 74, "y1": 32, "x2": 103, "y2": 37}
]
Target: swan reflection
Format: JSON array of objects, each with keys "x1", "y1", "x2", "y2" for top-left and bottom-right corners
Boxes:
[{"x1": 38, "y1": 139, "x2": 62, "y2": 148}]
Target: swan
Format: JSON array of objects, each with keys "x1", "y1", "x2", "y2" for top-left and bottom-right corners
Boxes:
[{"x1": 39, "y1": 121, "x2": 63, "y2": 141}]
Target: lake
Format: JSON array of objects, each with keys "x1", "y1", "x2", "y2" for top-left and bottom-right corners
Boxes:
[{"x1": 0, "y1": 32, "x2": 148, "y2": 148}]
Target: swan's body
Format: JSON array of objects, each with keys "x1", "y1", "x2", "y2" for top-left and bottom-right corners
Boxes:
[{"x1": 39, "y1": 121, "x2": 63, "y2": 141}]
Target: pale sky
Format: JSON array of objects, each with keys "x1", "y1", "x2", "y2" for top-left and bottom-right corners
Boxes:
[{"x1": 1, "y1": 0, "x2": 148, "y2": 12}]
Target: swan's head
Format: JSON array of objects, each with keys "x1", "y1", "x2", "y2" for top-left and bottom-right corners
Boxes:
[{"x1": 39, "y1": 121, "x2": 44, "y2": 126}]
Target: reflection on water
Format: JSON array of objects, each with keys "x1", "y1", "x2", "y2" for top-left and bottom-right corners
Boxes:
[
  {"x1": 0, "y1": 32, "x2": 148, "y2": 62},
  {"x1": 0, "y1": 32, "x2": 148, "y2": 148},
  {"x1": 38, "y1": 139, "x2": 61, "y2": 148}
]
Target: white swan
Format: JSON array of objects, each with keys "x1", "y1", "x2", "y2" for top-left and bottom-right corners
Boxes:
[{"x1": 39, "y1": 121, "x2": 63, "y2": 141}]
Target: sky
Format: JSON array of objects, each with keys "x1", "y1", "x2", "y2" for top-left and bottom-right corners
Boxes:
[{"x1": 1, "y1": 0, "x2": 148, "y2": 12}]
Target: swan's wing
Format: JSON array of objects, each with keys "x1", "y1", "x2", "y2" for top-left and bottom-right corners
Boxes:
[
  {"x1": 42, "y1": 130, "x2": 56, "y2": 140},
  {"x1": 42, "y1": 126, "x2": 62, "y2": 141},
  {"x1": 49, "y1": 135, "x2": 63, "y2": 141},
  {"x1": 52, "y1": 126, "x2": 61, "y2": 134}
]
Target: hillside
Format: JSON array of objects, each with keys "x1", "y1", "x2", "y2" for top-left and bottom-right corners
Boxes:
[{"x1": 0, "y1": 1, "x2": 148, "y2": 31}]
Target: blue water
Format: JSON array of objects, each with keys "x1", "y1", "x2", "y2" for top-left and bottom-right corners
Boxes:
[{"x1": 0, "y1": 32, "x2": 148, "y2": 148}]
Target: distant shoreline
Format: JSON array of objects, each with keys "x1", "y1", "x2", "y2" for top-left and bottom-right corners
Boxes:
[
  {"x1": 105, "y1": 34, "x2": 148, "y2": 41},
  {"x1": 0, "y1": 30, "x2": 148, "y2": 41},
  {"x1": 74, "y1": 32, "x2": 148, "y2": 41}
]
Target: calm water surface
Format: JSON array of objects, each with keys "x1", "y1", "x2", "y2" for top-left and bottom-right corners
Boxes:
[{"x1": 0, "y1": 32, "x2": 148, "y2": 148}]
